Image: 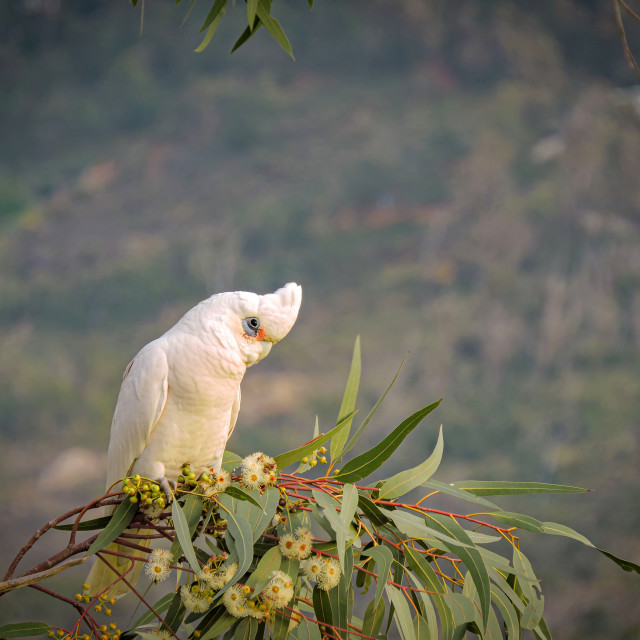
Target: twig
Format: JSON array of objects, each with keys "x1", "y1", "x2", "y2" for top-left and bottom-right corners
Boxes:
[{"x1": 0, "y1": 557, "x2": 87, "y2": 594}]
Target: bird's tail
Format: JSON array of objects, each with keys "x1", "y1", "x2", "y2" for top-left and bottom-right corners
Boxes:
[{"x1": 86, "y1": 534, "x2": 151, "y2": 599}]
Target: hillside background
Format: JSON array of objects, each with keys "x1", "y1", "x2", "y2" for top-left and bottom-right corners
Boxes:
[{"x1": 1, "y1": 0, "x2": 639, "y2": 636}]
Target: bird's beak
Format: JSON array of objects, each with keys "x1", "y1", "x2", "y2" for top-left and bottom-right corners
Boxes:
[{"x1": 257, "y1": 340, "x2": 273, "y2": 361}]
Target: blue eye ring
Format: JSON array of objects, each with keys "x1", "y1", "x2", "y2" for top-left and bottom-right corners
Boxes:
[{"x1": 242, "y1": 317, "x2": 260, "y2": 337}]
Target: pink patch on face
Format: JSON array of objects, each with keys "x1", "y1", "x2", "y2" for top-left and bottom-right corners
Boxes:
[{"x1": 256, "y1": 327, "x2": 267, "y2": 341}]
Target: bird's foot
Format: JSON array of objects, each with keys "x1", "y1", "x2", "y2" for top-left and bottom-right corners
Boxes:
[{"x1": 155, "y1": 477, "x2": 177, "y2": 504}]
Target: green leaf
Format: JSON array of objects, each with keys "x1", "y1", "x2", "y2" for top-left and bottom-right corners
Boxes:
[
  {"x1": 170, "y1": 494, "x2": 204, "y2": 562},
  {"x1": 490, "y1": 585, "x2": 521, "y2": 640},
  {"x1": 441, "y1": 593, "x2": 476, "y2": 625},
  {"x1": 339, "y1": 483, "x2": 359, "y2": 527},
  {"x1": 195, "y1": 6, "x2": 226, "y2": 52},
  {"x1": 312, "y1": 587, "x2": 332, "y2": 627},
  {"x1": 597, "y1": 548, "x2": 640, "y2": 574},
  {"x1": 328, "y1": 546, "x2": 352, "y2": 632},
  {"x1": 275, "y1": 410, "x2": 355, "y2": 469},
  {"x1": 246, "y1": 0, "x2": 258, "y2": 30},
  {"x1": 244, "y1": 545, "x2": 281, "y2": 593},
  {"x1": 422, "y1": 479, "x2": 500, "y2": 509},
  {"x1": 378, "y1": 425, "x2": 443, "y2": 500},
  {"x1": 216, "y1": 510, "x2": 254, "y2": 599},
  {"x1": 0, "y1": 623, "x2": 51, "y2": 638},
  {"x1": 200, "y1": 0, "x2": 227, "y2": 31},
  {"x1": 234, "y1": 617, "x2": 258, "y2": 640},
  {"x1": 341, "y1": 354, "x2": 407, "y2": 461},
  {"x1": 330, "y1": 335, "x2": 361, "y2": 461},
  {"x1": 54, "y1": 516, "x2": 112, "y2": 531},
  {"x1": 451, "y1": 481, "x2": 588, "y2": 496},
  {"x1": 362, "y1": 545, "x2": 393, "y2": 608},
  {"x1": 312, "y1": 489, "x2": 350, "y2": 571},
  {"x1": 385, "y1": 584, "x2": 417, "y2": 640},
  {"x1": 405, "y1": 546, "x2": 456, "y2": 640},
  {"x1": 199, "y1": 609, "x2": 237, "y2": 640},
  {"x1": 230, "y1": 22, "x2": 263, "y2": 54},
  {"x1": 222, "y1": 450, "x2": 243, "y2": 472},
  {"x1": 163, "y1": 591, "x2": 186, "y2": 635},
  {"x1": 222, "y1": 486, "x2": 265, "y2": 513},
  {"x1": 406, "y1": 570, "x2": 438, "y2": 632},
  {"x1": 172, "y1": 499, "x2": 202, "y2": 575},
  {"x1": 362, "y1": 597, "x2": 386, "y2": 638},
  {"x1": 423, "y1": 512, "x2": 491, "y2": 631},
  {"x1": 335, "y1": 399, "x2": 442, "y2": 483},
  {"x1": 128, "y1": 592, "x2": 174, "y2": 630},
  {"x1": 255, "y1": 0, "x2": 295, "y2": 59},
  {"x1": 512, "y1": 548, "x2": 544, "y2": 629},
  {"x1": 488, "y1": 511, "x2": 544, "y2": 533},
  {"x1": 379, "y1": 507, "x2": 472, "y2": 550},
  {"x1": 542, "y1": 521, "x2": 594, "y2": 547},
  {"x1": 358, "y1": 494, "x2": 390, "y2": 527},
  {"x1": 87, "y1": 498, "x2": 138, "y2": 556}
]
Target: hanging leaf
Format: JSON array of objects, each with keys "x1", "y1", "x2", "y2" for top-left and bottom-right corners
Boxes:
[
  {"x1": 405, "y1": 546, "x2": 456, "y2": 640},
  {"x1": 246, "y1": 0, "x2": 258, "y2": 30},
  {"x1": 362, "y1": 597, "x2": 386, "y2": 637},
  {"x1": 597, "y1": 548, "x2": 640, "y2": 574},
  {"x1": 199, "y1": 0, "x2": 227, "y2": 32},
  {"x1": 330, "y1": 335, "x2": 361, "y2": 461},
  {"x1": 215, "y1": 510, "x2": 254, "y2": 599},
  {"x1": 452, "y1": 480, "x2": 588, "y2": 496},
  {"x1": 378, "y1": 425, "x2": 443, "y2": 500},
  {"x1": 54, "y1": 516, "x2": 112, "y2": 531},
  {"x1": 162, "y1": 591, "x2": 186, "y2": 635},
  {"x1": 335, "y1": 399, "x2": 442, "y2": 483},
  {"x1": 255, "y1": 0, "x2": 295, "y2": 59},
  {"x1": 127, "y1": 592, "x2": 174, "y2": 631},
  {"x1": 488, "y1": 511, "x2": 544, "y2": 533},
  {"x1": 362, "y1": 545, "x2": 393, "y2": 608},
  {"x1": 421, "y1": 479, "x2": 500, "y2": 509},
  {"x1": 244, "y1": 546, "x2": 281, "y2": 593},
  {"x1": 172, "y1": 499, "x2": 202, "y2": 575},
  {"x1": 0, "y1": 623, "x2": 51, "y2": 638},
  {"x1": 312, "y1": 587, "x2": 333, "y2": 627},
  {"x1": 385, "y1": 584, "x2": 417, "y2": 640},
  {"x1": 541, "y1": 522, "x2": 594, "y2": 547},
  {"x1": 423, "y1": 512, "x2": 490, "y2": 631},
  {"x1": 490, "y1": 585, "x2": 521, "y2": 640},
  {"x1": 195, "y1": 7, "x2": 226, "y2": 53},
  {"x1": 87, "y1": 498, "x2": 138, "y2": 556},
  {"x1": 169, "y1": 494, "x2": 204, "y2": 562}
]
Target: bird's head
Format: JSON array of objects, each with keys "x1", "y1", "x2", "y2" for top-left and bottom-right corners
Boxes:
[{"x1": 204, "y1": 283, "x2": 302, "y2": 366}]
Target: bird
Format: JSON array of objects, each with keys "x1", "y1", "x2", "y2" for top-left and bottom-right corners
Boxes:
[{"x1": 86, "y1": 282, "x2": 302, "y2": 597}]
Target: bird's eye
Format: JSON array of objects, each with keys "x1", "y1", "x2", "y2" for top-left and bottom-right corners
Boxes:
[{"x1": 242, "y1": 317, "x2": 261, "y2": 337}]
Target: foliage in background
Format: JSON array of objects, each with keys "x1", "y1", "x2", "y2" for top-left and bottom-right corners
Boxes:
[
  {"x1": 132, "y1": 0, "x2": 312, "y2": 57},
  {"x1": 1, "y1": 343, "x2": 638, "y2": 639}
]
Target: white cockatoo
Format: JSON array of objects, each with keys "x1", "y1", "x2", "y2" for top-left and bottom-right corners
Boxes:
[{"x1": 86, "y1": 282, "x2": 302, "y2": 597}]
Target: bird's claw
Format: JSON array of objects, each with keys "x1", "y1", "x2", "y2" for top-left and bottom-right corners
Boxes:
[{"x1": 155, "y1": 477, "x2": 176, "y2": 504}]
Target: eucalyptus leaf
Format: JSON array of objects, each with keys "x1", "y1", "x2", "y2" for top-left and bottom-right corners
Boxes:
[
  {"x1": 0, "y1": 623, "x2": 51, "y2": 638},
  {"x1": 341, "y1": 354, "x2": 407, "y2": 461},
  {"x1": 362, "y1": 545, "x2": 393, "y2": 608},
  {"x1": 330, "y1": 335, "x2": 361, "y2": 461},
  {"x1": 378, "y1": 425, "x2": 443, "y2": 500},
  {"x1": 335, "y1": 399, "x2": 442, "y2": 483},
  {"x1": 452, "y1": 480, "x2": 588, "y2": 496},
  {"x1": 87, "y1": 498, "x2": 138, "y2": 556},
  {"x1": 172, "y1": 499, "x2": 202, "y2": 575}
]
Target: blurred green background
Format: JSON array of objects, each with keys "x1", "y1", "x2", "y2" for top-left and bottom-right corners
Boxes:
[{"x1": 1, "y1": 0, "x2": 639, "y2": 635}]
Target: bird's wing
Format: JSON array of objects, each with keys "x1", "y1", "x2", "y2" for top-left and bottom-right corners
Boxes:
[
  {"x1": 227, "y1": 387, "x2": 241, "y2": 441},
  {"x1": 106, "y1": 342, "x2": 169, "y2": 490}
]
